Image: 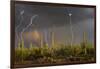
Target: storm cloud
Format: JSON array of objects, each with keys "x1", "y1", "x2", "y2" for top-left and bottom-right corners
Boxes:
[
  {"x1": 15, "y1": 4, "x2": 94, "y2": 31},
  {"x1": 15, "y1": 3, "x2": 95, "y2": 47}
]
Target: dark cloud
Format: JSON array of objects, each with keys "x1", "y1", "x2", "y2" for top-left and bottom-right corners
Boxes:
[
  {"x1": 15, "y1": 4, "x2": 94, "y2": 31},
  {"x1": 15, "y1": 3, "x2": 95, "y2": 47}
]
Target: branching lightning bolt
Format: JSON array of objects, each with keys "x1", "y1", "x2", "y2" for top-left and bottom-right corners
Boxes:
[
  {"x1": 16, "y1": 10, "x2": 24, "y2": 42},
  {"x1": 21, "y1": 15, "x2": 38, "y2": 40}
]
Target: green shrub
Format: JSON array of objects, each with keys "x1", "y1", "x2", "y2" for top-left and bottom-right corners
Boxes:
[{"x1": 15, "y1": 42, "x2": 95, "y2": 64}]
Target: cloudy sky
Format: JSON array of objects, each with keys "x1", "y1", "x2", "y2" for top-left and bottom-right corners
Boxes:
[{"x1": 15, "y1": 3, "x2": 95, "y2": 47}]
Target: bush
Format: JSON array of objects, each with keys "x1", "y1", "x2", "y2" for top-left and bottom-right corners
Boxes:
[{"x1": 15, "y1": 42, "x2": 95, "y2": 64}]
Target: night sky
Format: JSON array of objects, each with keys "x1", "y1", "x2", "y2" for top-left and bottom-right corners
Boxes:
[{"x1": 15, "y1": 3, "x2": 95, "y2": 47}]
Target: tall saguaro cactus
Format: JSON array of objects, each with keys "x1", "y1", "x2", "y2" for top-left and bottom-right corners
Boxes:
[
  {"x1": 83, "y1": 31, "x2": 87, "y2": 55},
  {"x1": 40, "y1": 32, "x2": 43, "y2": 48},
  {"x1": 51, "y1": 31, "x2": 55, "y2": 47}
]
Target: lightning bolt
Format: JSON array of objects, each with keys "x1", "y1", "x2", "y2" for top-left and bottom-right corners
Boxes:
[
  {"x1": 16, "y1": 10, "x2": 24, "y2": 42},
  {"x1": 21, "y1": 15, "x2": 38, "y2": 40}
]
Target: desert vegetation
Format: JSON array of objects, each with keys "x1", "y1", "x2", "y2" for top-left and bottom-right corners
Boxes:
[{"x1": 15, "y1": 41, "x2": 95, "y2": 66}]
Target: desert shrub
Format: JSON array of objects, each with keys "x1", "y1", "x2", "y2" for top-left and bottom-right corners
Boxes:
[
  {"x1": 54, "y1": 46, "x2": 71, "y2": 58},
  {"x1": 15, "y1": 48, "x2": 22, "y2": 62},
  {"x1": 86, "y1": 47, "x2": 95, "y2": 57},
  {"x1": 15, "y1": 47, "x2": 30, "y2": 62},
  {"x1": 15, "y1": 42, "x2": 95, "y2": 64}
]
